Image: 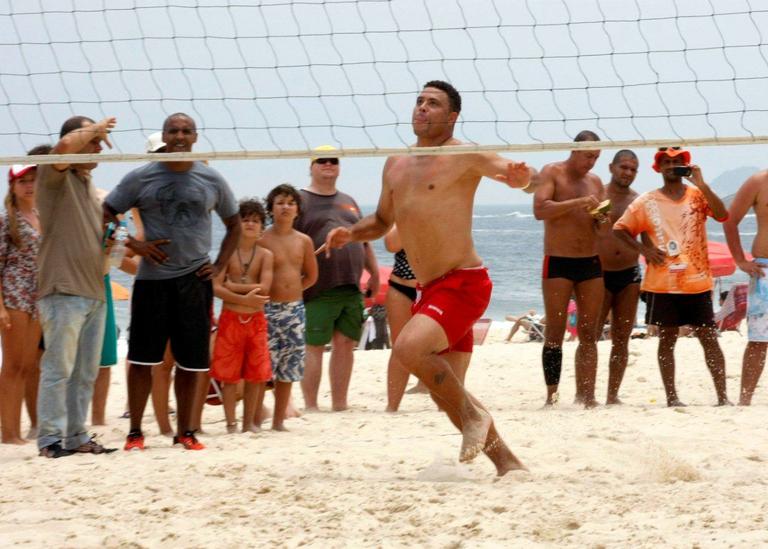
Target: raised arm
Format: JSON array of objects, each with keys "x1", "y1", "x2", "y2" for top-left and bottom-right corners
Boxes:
[
  {"x1": 384, "y1": 225, "x2": 403, "y2": 253},
  {"x1": 326, "y1": 157, "x2": 397, "y2": 251},
  {"x1": 724, "y1": 173, "x2": 763, "y2": 276},
  {"x1": 472, "y1": 152, "x2": 537, "y2": 193},
  {"x1": 51, "y1": 117, "x2": 116, "y2": 171},
  {"x1": 688, "y1": 165, "x2": 728, "y2": 221}
]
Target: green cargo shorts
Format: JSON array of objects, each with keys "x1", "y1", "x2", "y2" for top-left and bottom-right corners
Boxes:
[{"x1": 305, "y1": 285, "x2": 364, "y2": 346}]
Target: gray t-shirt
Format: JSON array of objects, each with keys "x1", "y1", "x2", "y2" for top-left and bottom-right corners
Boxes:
[{"x1": 105, "y1": 161, "x2": 238, "y2": 280}]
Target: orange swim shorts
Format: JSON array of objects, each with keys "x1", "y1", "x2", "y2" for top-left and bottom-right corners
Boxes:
[
  {"x1": 412, "y1": 267, "x2": 492, "y2": 353},
  {"x1": 210, "y1": 309, "x2": 272, "y2": 384}
]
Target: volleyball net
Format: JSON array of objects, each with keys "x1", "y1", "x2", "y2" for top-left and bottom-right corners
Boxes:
[{"x1": 2, "y1": 0, "x2": 768, "y2": 165}]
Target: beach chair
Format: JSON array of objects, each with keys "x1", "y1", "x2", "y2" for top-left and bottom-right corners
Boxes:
[{"x1": 715, "y1": 283, "x2": 748, "y2": 333}]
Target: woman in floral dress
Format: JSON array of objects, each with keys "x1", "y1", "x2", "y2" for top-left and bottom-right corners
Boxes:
[{"x1": 0, "y1": 150, "x2": 47, "y2": 444}]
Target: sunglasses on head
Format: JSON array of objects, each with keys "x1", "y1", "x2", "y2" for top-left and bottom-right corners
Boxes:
[
  {"x1": 314, "y1": 158, "x2": 339, "y2": 165},
  {"x1": 657, "y1": 146, "x2": 681, "y2": 152}
]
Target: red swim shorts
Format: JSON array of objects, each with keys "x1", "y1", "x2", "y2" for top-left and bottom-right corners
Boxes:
[
  {"x1": 210, "y1": 309, "x2": 272, "y2": 384},
  {"x1": 412, "y1": 267, "x2": 492, "y2": 353}
]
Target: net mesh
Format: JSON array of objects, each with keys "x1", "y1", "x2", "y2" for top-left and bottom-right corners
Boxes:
[{"x1": 2, "y1": 0, "x2": 768, "y2": 163}]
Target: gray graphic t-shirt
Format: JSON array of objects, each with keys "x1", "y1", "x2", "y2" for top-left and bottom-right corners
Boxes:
[{"x1": 106, "y1": 161, "x2": 238, "y2": 280}]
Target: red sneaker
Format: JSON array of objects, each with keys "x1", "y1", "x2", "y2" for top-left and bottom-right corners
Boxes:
[
  {"x1": 173, "y1": 432, "x2": 205, "y2": 450},
  {"x1": 124, "y1": 431, "x2": 145, "y2": 451}
]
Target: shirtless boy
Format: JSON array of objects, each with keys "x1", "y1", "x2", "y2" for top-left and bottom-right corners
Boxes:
[
  {"x1": 533, "y1": 131, "x2": 606, "y2": 408},
  {"x1": 210, "y1": 199, "x2": 273, "y2": 433},
  {"x1": 595, "y1": 150, "x2": 641, "y2": 404},
  {"x1": 260, "y1": 184, "x2": 318, "y2": 430},
  {"x1": 724, "y1": 171, "x2": 768, "y2": 405},
  {"x1": 326, "y1": 80, "x2": 531, "y2": 475}
]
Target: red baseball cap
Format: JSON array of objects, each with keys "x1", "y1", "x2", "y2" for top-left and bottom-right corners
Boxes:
[
  {"x1": 8, "y1": 164, "x2": 36, "y2": 184},
  {"x1": 652, "y1": 147, "x2": 691, "y2": 173}
]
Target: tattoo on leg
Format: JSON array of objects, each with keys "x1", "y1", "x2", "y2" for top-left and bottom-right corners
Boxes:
[{"x1": 434, "y1": 372, "x2": 446, "y2": 385}]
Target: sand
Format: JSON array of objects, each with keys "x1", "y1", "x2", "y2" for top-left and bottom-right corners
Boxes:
[{"x1": 1, "y1": 326, "x2": 767, "y2": 548}]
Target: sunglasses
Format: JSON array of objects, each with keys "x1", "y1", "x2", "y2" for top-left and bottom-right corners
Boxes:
[
  {"x1": 314, "y1": 158, "x2": 339, "y2": 165},
  {"x1": 657, "y1": 146, "x2": 681, "y2": 152}
]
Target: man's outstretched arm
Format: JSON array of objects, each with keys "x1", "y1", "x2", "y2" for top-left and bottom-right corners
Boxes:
[{"x1": 326, "y1": 158, "x2": 396, "y2": 252}]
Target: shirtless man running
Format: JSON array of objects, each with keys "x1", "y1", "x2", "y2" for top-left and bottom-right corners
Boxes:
[
  {"x1": 326, "y1": 80, "x2": 531, "y2": 475},
  {"x1": 596, "y1": 150, "x2": 641, "y2": 404},
  {"x1": 534, "y1": 131, "x2": 606, "y2": 409}
]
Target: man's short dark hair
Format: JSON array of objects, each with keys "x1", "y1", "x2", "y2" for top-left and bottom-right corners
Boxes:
[
  {"x1": 163, "y1": 112, "x2": 196, "y2": 132},
  {"x1": 59, "y1": 116, "x2": 95, "y2": 138},
  {"x1": 574, "y1": 130, "x2": 600, "y2": 142},
  {"x1": 424, "y1": 80, "x2": 461, "y2": 113},
  {"x1": 612, "y1": 149, "x2": 637, "y2": 163},
  {"x1": 239, "y1": 198, "x2": 266, "y2": 225},
  {"x1": 27, "y1": 144, "x2": 53, "y2": 156},
  {"x1": 266, "y1": 183, "x2": 302, "y2": 220}
]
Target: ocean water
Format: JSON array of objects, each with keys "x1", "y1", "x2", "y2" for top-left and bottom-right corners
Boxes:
[{"x1": 110, "y1": 204, "x2": 756, "y2": 330}]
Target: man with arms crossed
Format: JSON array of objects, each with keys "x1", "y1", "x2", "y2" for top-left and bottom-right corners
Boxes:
[
  {"x1": 596, "y1": 149, "x2": 641, "y2": 405},
  {"x1": 724, "y1": 170, "x2": 768, "y2": 405},
  {"x1": 326, "y1": 80, "x2": 531, "y2": 475},
  {"x1": 614, "y1": 147, "x2": 730, "y2": 407},
  {"x1": 534, "y1": 131, "x2": 606, "y2": 409},
  {"x1": 105, "y1": 113, "x2": 241, "y2": 450}
]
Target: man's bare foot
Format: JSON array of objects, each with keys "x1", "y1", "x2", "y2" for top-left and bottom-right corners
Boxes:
[
  {"x1": 285, "y1": 405, "x2": 301, "y2": 419},
  {"x1": 2, "y1": 437, "x2": 28, "y2": 445},
  {"x1": 606, "y1": 397, "x2": 623, "y2": 406},
  {"x1": 405, "y1": 382, "x2": 429, "y2": 395},
  {"x1": 332, "y1": 405, "x2": 349, "y2": 412},
  {"x1": 160, "y1": 429, "x2": 174, "y2": 438},
  {"x1": 738, "y1": 398, "x2": 751, "y2": 406},
  {"x1": 271, "y1": 424, "x2": 288, "y2": 432},
  {"x1": 494, "y1": 451, "x2": 528, "y2": 476},
  {"x1": 716, "y1": 398, "x2": 734, "y2": 406},
  {"x1": 304, "y1": 406, "x2": 320, "y2": 413},
  {"x1": 385, "y1": 406, "x2": 398, "y2": 413},
  {"x1": 25, "y1": 426, "x2": 38, "y2": 439},
  {"x1": 244, "y1": 424, "x2": 261, "y2": 433},
  {"x1": 583, "y1": 399, "x2": 599, "y2": 409},
  {"x1": 459, "y1": 409, "x2": 492, "y2": 463},
  {"x1": 542, "y1": 391, "x2": 559, "y2": 408},
  {"x1": 226, "y1": 423, "x2": 238, "y2": 434},
  {"x1": 667, "y1": 398, "x2": 687, "y2": 407}
]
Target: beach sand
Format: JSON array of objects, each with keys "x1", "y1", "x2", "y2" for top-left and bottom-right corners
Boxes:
[{"x1": 1, "y1": 326, "x2": 767, "y2": 547}]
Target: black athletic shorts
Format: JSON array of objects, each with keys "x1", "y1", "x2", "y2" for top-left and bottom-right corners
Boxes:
[
  {"x1": 543, "y1": 255, "x2": 602, "y2": 283},
  {"x1": 603, "y1": 265, "x2": 642, "y2": 294},
  {"x1": 127, "y1": 271, "x2": 213, "y2": 371},
  {"x1": 644, "y1": 291, "x2": 715, "y2": 328}
]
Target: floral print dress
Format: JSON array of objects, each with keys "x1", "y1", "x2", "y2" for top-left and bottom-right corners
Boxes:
[{"x1": 0, "y1": 210, "x2": 41, "y2": 317}]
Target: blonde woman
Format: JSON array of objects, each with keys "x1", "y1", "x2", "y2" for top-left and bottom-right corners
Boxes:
[{"x1": 0, "y1": 145, "x2": 50, "y2": 444}]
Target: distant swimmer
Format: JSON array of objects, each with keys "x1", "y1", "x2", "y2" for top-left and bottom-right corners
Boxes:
[
  {"x1": 533, "y1": 131, "x2": 607, "y2": 409},
  {"x1": 326, "y1": 80, "x2": 533, "y2": 475}
]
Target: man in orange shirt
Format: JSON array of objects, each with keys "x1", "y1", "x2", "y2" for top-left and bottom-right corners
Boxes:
[{"x1": 613, "y1": 147, "x2": 731, "y2": 407}]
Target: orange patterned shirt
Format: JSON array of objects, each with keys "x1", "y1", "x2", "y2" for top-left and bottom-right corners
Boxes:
[{"x1": 614, "y1": 186, "x2": 718, "y2": 294}]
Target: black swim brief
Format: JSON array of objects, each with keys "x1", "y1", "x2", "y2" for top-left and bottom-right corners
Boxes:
[
  {"x1": 389, "y1": 279, "x2": 417, "y2": 302},
  {"x1": 603, "y1": 265, "x2": 642, "y2": 294},
  {"x1": 542, "y1": 255, "x2": 602, "y2": 283}
]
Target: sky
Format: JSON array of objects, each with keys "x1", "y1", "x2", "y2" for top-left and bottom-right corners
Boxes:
[{"x1": 2, "y1": 0, "x2": 768, "y2": 204}]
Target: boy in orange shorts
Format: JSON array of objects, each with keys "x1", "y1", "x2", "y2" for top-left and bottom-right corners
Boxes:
[{"x1": 210, "y1": 199, "x2": 273, "y2": 433}]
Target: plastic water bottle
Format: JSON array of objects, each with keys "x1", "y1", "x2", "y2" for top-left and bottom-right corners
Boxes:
[{"x1": 109, "y1": 220, "x2": 129, "y2": 268}]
